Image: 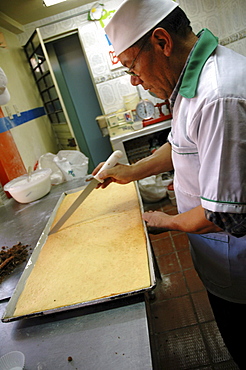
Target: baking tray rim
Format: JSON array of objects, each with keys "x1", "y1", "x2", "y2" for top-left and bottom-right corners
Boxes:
[{"x1": 2, "y1": 181, "x2": 156, "y2": 323}]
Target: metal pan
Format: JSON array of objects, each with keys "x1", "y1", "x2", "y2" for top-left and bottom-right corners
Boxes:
[{"x1": 2, "y1": 182, "x2": 156, "y2": 322}]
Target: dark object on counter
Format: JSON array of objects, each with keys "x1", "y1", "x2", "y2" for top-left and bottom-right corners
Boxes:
[{"x1": 0, "y1": 242, "x2": 29, "y2": 283}]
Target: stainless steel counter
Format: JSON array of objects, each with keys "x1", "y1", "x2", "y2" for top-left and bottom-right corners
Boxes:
[
  {"x1": 0, "y1": 297, "x2": 152, "y2": 369},
  {"x1": 0, "y1": 178, "x2": 153, "y2": 369}
]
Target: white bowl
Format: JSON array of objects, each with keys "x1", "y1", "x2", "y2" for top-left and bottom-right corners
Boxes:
[
  {"x1": 4, "y1": 168, "x2": 52, "y2": 204},
  {"x1": 0, "y1": 351, "x2": 25, "y2": 370}
]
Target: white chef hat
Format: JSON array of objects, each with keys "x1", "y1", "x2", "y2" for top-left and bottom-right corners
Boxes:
[
  {"x1": 105, "y1": 0, "x2": 179, "y2": 56},
  {"x1": 0, "y1": 67, "x2": 10, "y2": 106}
]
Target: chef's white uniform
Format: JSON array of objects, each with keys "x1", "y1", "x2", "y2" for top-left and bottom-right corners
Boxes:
[{"x1": 168, "y1": 29, "x2": 246, "y2": 303}]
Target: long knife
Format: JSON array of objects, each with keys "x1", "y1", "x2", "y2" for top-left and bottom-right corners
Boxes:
[{"x1": 49, "y1": 150, "x2": 123, "y2": 235}]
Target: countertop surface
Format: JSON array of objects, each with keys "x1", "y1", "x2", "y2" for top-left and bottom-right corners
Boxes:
[
  {"x1": 0, "y1": 178, "x2": 153, "y2": 369},
  {"x1": 0, "y1": 297, "x2": 152, "y2": 370}
]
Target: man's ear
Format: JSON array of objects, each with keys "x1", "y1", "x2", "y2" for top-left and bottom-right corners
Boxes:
[{"x1": 151, "y1": 28, "x2": 173, "y2": 57}]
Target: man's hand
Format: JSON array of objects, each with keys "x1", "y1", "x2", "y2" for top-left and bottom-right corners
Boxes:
[
  {"x1": 143, "y1": 206, "x2": 222, "y2": 234},
  {"x1": 92, "y1": 142, "x2": 173, "y2": 188},
  {"x1": 143, "y1": 210, "x2": 172, "y2": 230},
  {"x1": 92, "y1": 163, "x2": 134, "y2": 188}
]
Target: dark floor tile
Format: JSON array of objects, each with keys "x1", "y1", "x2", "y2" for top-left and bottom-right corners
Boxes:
[
  {"x1": 144, "y1": 198, "x2": 169, "y2": 212},
  {"x1": 177, "y1": 249, "x2": 194, "y2": 270},
  {"x1": 152, "y1": 272, "x2": 188, "y2": 301},
  {"x1": 149, "y1": 231, "x2": 170, "y2": 241},
  {"x1": 156, "y1": 325, "x2": 210, "y2": 369},
  {"x1": 151, "y1": 237, "x2": 174, "y2": 257},
  {"x1": 144, "y1": 196, "x2": 177, "y2": 213},
  {"x1": 169, "y1": 230, "x2": 184, "y2": 237},
  {"x1": 161, "y1": 206, "x2": 176, "y2": 214},
  {"x1": 183, "y1": 267, "x2": 205, "y2": 293},
  {"x1": 191, "y1": 290, "x2": 215, "y2": 323},
  {"x1": 150, "y1": 295, "x2": 198, "y2": 332},
  {"x1": 157, "y1": 252, "x2": 181, "y2": 275},
  {"x1": 172, "y1": 233, "x2": 190, "y2": 251}
]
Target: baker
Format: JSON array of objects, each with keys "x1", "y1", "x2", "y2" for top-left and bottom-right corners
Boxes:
[{"x1": 93, "y1": 0, "x2": 246, "y2": 367}]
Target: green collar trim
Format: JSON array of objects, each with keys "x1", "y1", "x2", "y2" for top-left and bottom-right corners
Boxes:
[{"x1": 179, "y1": 28, "x2": 218, "y2": 99}]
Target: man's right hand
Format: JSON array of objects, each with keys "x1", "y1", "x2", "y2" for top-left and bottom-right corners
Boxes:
[
  {"x1": 92, "y1": 162, "x2": 134, "y2": 188},
  {"x1": 92, "y1": 142, "x2": 173, "y2": 189}
]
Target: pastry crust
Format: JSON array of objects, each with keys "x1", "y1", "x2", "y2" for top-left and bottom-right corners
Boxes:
[{"x1": 13, "y1": 182, "x2": 151, "y2": 317}]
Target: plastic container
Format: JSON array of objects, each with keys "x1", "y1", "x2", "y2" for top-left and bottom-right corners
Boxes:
[
  {"x1": 167, "y1": 183, "x2": 176, "y2": 206},
  {"x1": 123, "y1": 92, "x2": 139, "y2": 110},
  {"x1": 0, "y1": 351, "x2": 25, "y2": 370},
  {"x1": 132, "y1": 121, "x2": 143, "y2": 130},
  {"x1": 4, "y1": 168, "x2": 52, "y2": 204}
]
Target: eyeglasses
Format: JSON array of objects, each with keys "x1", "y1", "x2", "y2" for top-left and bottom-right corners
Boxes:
[{"x1": 125, "y1": 39, "x2": 148, "y2": 77}]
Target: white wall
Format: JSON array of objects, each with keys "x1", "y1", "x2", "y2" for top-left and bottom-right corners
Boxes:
[
  {"x1": 0, "y1": 26, "x2": 58, "y2": 170},
  {"x1": 179, "y1": 0, "x2": 246, "y2": 56},
  {"x1": 17, "y1": 0, "x2": 246, "y2": 55}
]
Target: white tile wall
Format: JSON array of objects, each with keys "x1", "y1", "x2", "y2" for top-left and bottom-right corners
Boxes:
[
  {"x1": 179, "y1": 0, "x2": 246, "y2": 55},
  {"x1": 16, "y1": 0, "x2": 246, "y2": 115},
  {"x1": 17, "y1": 0, "x2": 246, "y2": 52}
]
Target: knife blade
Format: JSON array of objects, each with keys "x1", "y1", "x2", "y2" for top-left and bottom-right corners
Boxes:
[{"x1": 49, "y1": 150, "x2": 123, "y2": 235}]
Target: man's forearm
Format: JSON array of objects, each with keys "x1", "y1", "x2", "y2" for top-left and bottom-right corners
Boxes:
[
  {"x1": 143, "y1": 205, "x2": 222, "y2": 234},
  {"x1": 171, "y1": 206, "x2": 222, "y2": 234},
  {"x1": 94, "y1": 142, "x2": 173, "y2": 187}
]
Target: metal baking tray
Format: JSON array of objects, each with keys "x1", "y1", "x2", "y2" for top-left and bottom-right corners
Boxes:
[{"x1": 2, "y1": 182, "x2": 156, "y2": 322}]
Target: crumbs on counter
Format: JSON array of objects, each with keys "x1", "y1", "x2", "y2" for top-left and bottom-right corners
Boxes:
[{"x1": 0, "y1": 242, "x2": 31, "y2": 283}]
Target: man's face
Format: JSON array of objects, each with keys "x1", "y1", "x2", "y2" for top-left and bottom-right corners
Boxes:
[{"x1": 119, "y1": 40, "x2": 176, "y2": 100}]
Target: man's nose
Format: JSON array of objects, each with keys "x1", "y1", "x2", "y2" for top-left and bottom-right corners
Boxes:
[{"x1": 130, "y1": 75, "x2": 143, "y2": 86}]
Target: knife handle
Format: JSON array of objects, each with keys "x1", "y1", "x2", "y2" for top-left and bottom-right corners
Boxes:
[{"x1": 94, "y1": 150, "x2": 123, "y2": 183}]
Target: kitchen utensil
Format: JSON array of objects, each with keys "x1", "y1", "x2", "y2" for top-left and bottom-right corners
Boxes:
[
  {"x1": 49, "y1": 150, "x2": 123, "y2": 235},
  {"x1": 27, "y1": 166, "x2": 32, "y2": 182}
]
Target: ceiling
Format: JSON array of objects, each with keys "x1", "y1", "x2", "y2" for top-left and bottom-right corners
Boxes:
[{"x1": 0, "y1": 0, "x2": 95, "y2": 33}]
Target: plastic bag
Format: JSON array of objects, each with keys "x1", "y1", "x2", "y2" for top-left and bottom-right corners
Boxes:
[
  {"x1": 38, "y1": 150, "x2": 89, "y2": 185},
  {"x1": 55, "y1": 150, "x2": 89, "y2": 181},
  {"x1": 38, "y1": 153, "x2": 65, "y2": 185},
  {"x1": 138, "y1": 173, "x2": 173, "y2": 203}
]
